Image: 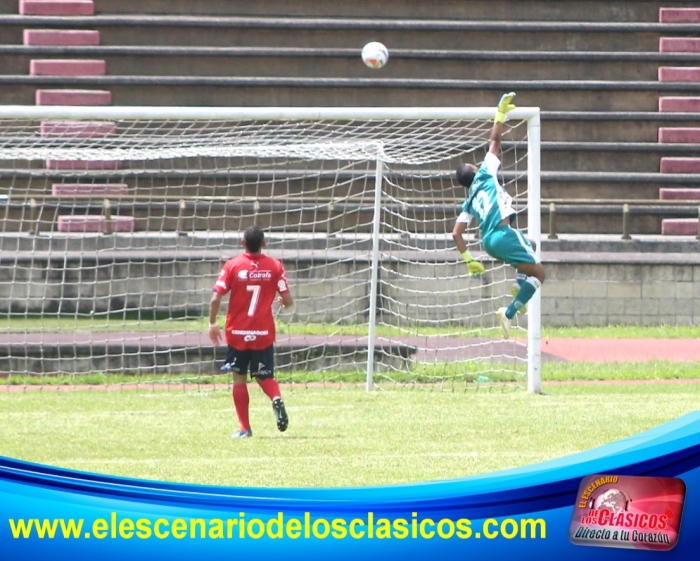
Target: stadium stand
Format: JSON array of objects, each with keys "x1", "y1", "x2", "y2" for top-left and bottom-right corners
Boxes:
[
  {"x1": 658, "y1": 6, "x2": 700, "y2": 235},
  {"x1": 0, "y1": 0, "x2": 699, "y2": 237},
  {"x1": 14, "y1": 0, "x2": 123, "y2": 231}
]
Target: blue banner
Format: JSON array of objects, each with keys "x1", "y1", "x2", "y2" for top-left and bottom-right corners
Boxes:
[{"x1": 2, "y1": 411, "x2": 700, "y2": 560}]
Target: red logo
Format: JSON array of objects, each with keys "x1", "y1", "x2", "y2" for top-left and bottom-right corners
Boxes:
[{"x1": 569, "y1": 474, "x2": 685, "y2": 551}]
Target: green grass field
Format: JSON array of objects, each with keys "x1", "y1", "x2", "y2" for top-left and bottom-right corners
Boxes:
[
  {"x1": 1, "y1": 378, "x2": 698, "y2": 488},
  {"x1": 1, "y1": 322, "x2": 698, "y2": 488},
  {"x1": 3, "y1": 359, "x2": 699, "y2": 387}
]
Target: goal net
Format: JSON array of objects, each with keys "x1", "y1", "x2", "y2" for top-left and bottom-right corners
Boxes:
[{"x1": 0, "y1": 106, "x2": 541, "y2": 392}]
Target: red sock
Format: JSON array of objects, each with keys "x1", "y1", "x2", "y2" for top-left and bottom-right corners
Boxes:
[
  {"x1": 232, "y1": 384, "x2": 250, "y2": 430},
  {"x1": 257, "y1": 377, "x2": 281, "y2": 401}
]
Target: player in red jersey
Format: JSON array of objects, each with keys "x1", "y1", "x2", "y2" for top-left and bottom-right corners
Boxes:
[{"x1": 208, "y1": 225, "x2": 294, "y2": 438}]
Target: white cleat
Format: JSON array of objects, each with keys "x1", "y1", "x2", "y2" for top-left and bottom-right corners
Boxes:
[{"x1": 497, "y1": 307, "x2": 511, "y2": 340}]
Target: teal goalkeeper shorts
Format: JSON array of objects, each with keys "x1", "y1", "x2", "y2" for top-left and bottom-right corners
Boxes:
[{"x1": 481, "y1": 225, "x2": 539, "y2": 266}]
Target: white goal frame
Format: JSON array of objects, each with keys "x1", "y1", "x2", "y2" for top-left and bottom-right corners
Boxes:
[{"x1": 0, "y1": 105, "x2": 541, "y2": 394}]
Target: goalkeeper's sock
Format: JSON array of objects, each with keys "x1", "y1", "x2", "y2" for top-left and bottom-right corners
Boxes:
[
  {"x1": 257, "y1": 377, "x2": 282, "y2": 401},
  {"x1": 506, "y1": 277, "x2": 541, "y2": 320},
  {"x1": 515, "y1": 271, "x2": 527, "y2": 288},
  {"x1": 232, "y1": 383, "x2": 251, "y2": 430}
]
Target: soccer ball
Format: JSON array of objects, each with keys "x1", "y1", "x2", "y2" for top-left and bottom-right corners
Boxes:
[{"x1": 361, "y1": 41, "x2": 389, "y2": 69}]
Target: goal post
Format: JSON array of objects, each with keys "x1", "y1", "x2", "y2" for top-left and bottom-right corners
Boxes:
[
  {"x1": 526, "y1": 111, "x2": 542, "y2": 395},
  {"x1": 0, "y1": 105, "x2": 541, "y2": 393}
]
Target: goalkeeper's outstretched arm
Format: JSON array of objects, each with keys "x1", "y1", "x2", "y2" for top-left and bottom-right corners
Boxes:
[
  {"x1": 490, "y1": 92, "x2": 516, "y2": 156},
  {"x1": 489, "y1": 120, "x2": 503, "y2": 156}
]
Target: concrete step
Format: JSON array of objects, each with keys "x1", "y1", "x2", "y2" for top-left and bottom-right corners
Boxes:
[
  {"x1": 2, "y1": 16, "x2": 699, "y2": 51},
  {"x1": 5, "y1": 107, "x2": 699, "y2": 144},
  {"x1": 659, "y1": 67, "x2": 700, "y2": 82},
  {"x1": 3, "y1": 197, "x2": 694, "y2": 236},
  {"x1": 27, "y1": 139, "x2": 700, "y2": 174},
  {"x1": 19, "y1": 0, "x2": 94, "y2": 16},
  {"x1": 537, "y1": 142, "x2": 699, "y2": 173},
  {"x1": 659, "y1": 188, "x2": 700, "y2": 200},
  {"x1": 210, "y1": 174, "x2": 700, "y2": 201},
  {"x1": 30, "y1": 59, "x2": 106, "y2": 76},
  {"x1": 658, "y1": 127, "x2": 700, "y2": 142},
  {"x1": 660, "y1": 8, "x2": 700, "y2": 23},
  {"x1": 46, "y1": 160, "x2": 120, "y2": 170},
  {"x1": 32, "y1": 24, "x2": 689, "y2": 52},
  {"x1": 4, "y1": 168, "x2": 700, "y2": 202},
  {"x1": 661, "y1": 218, "x2": 699, "y2": 235},
  {"x1": 40, "y1": 120, "x2": 116, "y2": 137},
  {"x1": 659, "y1": 97, "x2": 700, "y2": 112},
  {"x1": 23, "y1": 29, "x2": 100, "y2": 45},
  {"x1": 660, "y1": 158, "x2": 700, "y2": 173},
  {"x1": 1, "y1": 230, "x2": 697, "y2": 254},
  {"x1": 545, "y1": 211, "x2": 671, "y2": 237},
  {"x1": 4, "y1": 176, "x2": 381, "y2": 201},
  {"x1": 0, "y1": 228, "x2": 695, "y2": 253},
  {"x1": 2, "y1": 76, "x2": 699, "y2": 110},
  {"x1": 90, "y1": 0, "x2": 683, "y2": 22},
  {"x1": 4, "y1": 48, "x2": 698, "y2": 81},
  {"x1": 57, "y1": 214, "x2": 134, "y2": 232},
  {"x1": 52, "y1": 183, "x2": 129, "y2": 196},
  {"x1": 3, "y1": 45, "x2": 697, "y2": 60},
  {"x1": 659, "y1": 38, "x2": 700, "y2": 52},
  {"x1": 0, "y1": 1, "x2": 690, "y2": 24},
  {"x1": 542, "y1": 111, "x2": 700, "y2": 142},
  {"x1": 36, "y1": 89, "x2": 112, "y2": 105}
]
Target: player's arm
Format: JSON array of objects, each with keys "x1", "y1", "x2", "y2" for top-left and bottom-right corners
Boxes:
[
  {"x1": 452, "y1": 214, "x2": 485, "y2": 277},
  {"x1": 276, "y1": 264, "x2": 294, "y2": 309},
  {"x1": 489, "y1": 92, "x2": 516, "y2": 156},
  {"x1": 279, "y1": 292, "x2": 294, "y2": 308},
  {"x1": 208, "y1": 291, "x2": 224, "y2": 345}
]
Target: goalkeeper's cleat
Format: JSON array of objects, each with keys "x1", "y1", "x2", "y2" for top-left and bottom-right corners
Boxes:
[
  {"x1": 272, "y1": 397, "x2": 289, "y2": 432},
  {"x1": 232, "y1": 428, "x2": 253, "y2": 439},
  {"x1": 497, "y1": 307, "x2": 511, "y2": 340},
  {"x1": 511, "y1": 285, "x2": 526, "y2": 315}
]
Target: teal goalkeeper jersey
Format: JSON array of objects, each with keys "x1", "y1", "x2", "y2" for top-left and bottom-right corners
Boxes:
[{"x1": 458, "y1": 152, "x2": 516, "y2": 237}]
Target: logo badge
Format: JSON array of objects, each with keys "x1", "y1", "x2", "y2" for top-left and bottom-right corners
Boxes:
[{"x1": 569, "y1": 474, "x2": 686, "y2": 551}]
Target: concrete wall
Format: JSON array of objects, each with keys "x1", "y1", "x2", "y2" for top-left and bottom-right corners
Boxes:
[
  {"x1": 542, "y1": 257, "x2": 700, "y2": 326},
  {"x1": 2, "y1": 245, "x2": 699, "y2": 326}
]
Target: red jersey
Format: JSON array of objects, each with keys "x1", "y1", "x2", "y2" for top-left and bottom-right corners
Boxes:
[{"x1": 213, "y1": 252, "x2": 290, "y2": 350}]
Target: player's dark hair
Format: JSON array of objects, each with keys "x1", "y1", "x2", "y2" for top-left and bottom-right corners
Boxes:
[
  {"x1": 244, "y1": 225, "x2": 265, "y2": 254},
  {"x1": 455, "y1": 163, "x2": 476, "y2": 188}
]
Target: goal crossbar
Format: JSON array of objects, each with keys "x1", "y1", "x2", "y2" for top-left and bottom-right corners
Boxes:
[{"x1": 0, "y1": 105, "x2": 540, "y2": 122}]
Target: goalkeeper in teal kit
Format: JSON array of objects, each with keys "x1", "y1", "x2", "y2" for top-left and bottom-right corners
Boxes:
[{"x1": 452, "y1": 92, "x2": 546, "y2": 339}]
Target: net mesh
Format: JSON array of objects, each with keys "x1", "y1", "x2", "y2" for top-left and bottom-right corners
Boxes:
[{"x1": 0, "y1": 113, "x2": 532, "y2": 389}]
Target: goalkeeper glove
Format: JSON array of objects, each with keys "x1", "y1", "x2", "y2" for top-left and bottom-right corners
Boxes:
[
  {"x1": 495, "y1": 91, "x2": 516, "y2": 124},
  {"x1": 462, "y1": 250, "x2": 485, "y2": 277}
]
